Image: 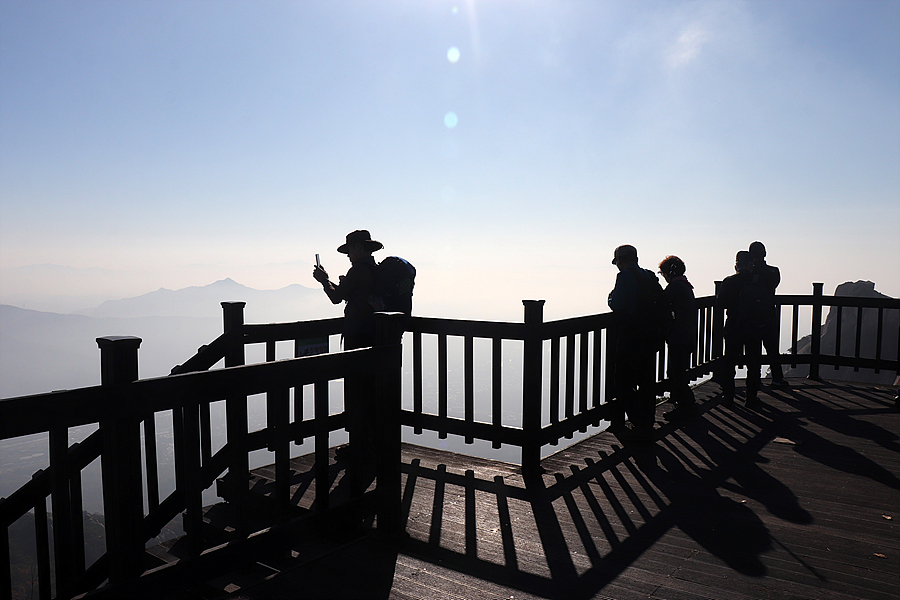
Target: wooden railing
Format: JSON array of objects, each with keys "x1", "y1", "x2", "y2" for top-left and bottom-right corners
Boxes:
[
  {"x1": 1, "y1": 284, "x2": 897, "y2": 599},
  {"x1": 0, "y1": 312, "x2": 404, "y2": 600}
]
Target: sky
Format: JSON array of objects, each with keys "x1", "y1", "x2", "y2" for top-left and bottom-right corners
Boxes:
[{"x1": 1, "y1": 0, "x2": 899, "y2": 322}]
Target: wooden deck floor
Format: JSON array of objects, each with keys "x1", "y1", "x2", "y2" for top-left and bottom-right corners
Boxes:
[{"x1": 170, "y1": 379, "x2": 899, "y2": 600}]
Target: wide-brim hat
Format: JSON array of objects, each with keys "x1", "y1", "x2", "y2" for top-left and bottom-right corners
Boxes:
[
  {"x1": 612, "y1": 244, "x2": 638, "y2": 265},
  {"x1": 337, "y1": 230, "x2": 383, "y2": 254}
]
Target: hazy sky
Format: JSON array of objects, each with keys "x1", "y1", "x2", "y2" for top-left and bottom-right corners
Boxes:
[{"x1": 2, "y1": 0, "x2": 898, "y2": 321}]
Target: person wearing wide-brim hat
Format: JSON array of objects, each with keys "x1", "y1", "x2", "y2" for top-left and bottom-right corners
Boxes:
[
  {"x1": 313, "y1": 230, "x2": 384, "y2": 492},
  {"x1": 313, "y1": 230, "x2": 383, "y2": 350}
]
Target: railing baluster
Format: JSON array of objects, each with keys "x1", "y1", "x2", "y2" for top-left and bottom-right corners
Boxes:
[
  {"x1": 604, "y1": 325, "x2": 618, "y2": 407},
  {"x1": 464, "y1": 335, "x2": 474, "y2": 445},
  {"x1": 181, "y1": 398, "x2": 204, "y2": 555},
  {"x1": 34, "y1": 497, "x2": 51, "y2": 600},
  {"x1": 854, "y1": 306, "x2": 863, "y2": 372},
  {"x1": 564, "y1": 333, "x2": 575, "y2": 441},
  {"x1": 875, "y1": 308, "x2": 884, "y2": 374},
  {"x1": 550, "y1": 337, "x2": 560, "y2": 425},
  {"x1": 413, "y1": 331, "x2": 423, "y2": 435},
  {"x1": 579, "y1": 332, "x2": 589, "y2": 433},
  {"x1": 69, "y1": 462, "x2": 85, "y2": 577},
  {"x1": 438, "y1": 333, "x2": 448, "y2": 440},
  {"x1": 293, "y1": 339, "x2": 304, "y2": 434},
  {"x1": 314, "y1": 380, "x2": 329, "y2": 510},
  {"x1": 592, "y1": 328, "x2": 603, "y2": 422},
  {"x1": 273, "y1": 387, "x2": 291, "y2": 518},
  {"x1": 491, "y1": 338, "x2": 502, "y2": 449},
  {"x1": 199, "y1": 400, "x2": 212, "y2": 466},
  {"x1": 834, "y1": 305, "x2": 843, "y2": 370},
  {"x1": 145, "y1": 415, "x2": 160, "y2": 512},
  {"x1": 266, "y1": 341, "x2": 277, "y2": 451},
  {"x1": 791, "y1": 304, "x2": 799, "y2": 368},
  {"x1": 695, "y1": 307, "x2": 704, "y2": 368},
  {"x1": 565, "y1": 334, "x2": 575, "y2": 425}
]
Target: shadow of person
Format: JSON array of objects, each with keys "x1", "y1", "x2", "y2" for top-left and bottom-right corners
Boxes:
[
  {"x1": 676, "y1": 415, "x2": 814, "y2": 525},
  {"x1": 761, "y1": 391, "x2": 900, "y2": 492},
  {"x1": 769, "y1": 386, "x2": 900, "y2": 455},
  {"x1": 635, "y1": 446, "x2": 771, "y2": 576}
]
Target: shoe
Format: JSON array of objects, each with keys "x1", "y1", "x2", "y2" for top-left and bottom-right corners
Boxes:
[
  {"x1": 723, "y1": 396, "x2": 735, "y2": 409},
  {"x1": 744, "y1": 396, "x2": 762, "y2": 410},
  {"x1": 664, "y1": 404, "x2": 698, "y2": 422},
  {"x1": 616, "y1": 425, "x2": 656, "y2": 444},
  {"x1": 770, "y1": 379, "x2": 789, "y2": 388}
]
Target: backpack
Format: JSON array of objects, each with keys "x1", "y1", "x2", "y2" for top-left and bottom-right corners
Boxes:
[
  {"x1": 368, "y1": 256, "x2": 416, "y2": 316},
  {"x1": 634, "y1": 269, "x2": 674, "y2": 345},
  {"x1": 739, "y1": 272, "x2": 776, "y2": 334}
]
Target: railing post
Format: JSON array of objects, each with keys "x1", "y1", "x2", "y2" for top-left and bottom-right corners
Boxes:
[
  {"x1": 374, "y1": 312, "x2": 405, "y2": 535},
  {"x1": 96, "y1": 336, "x2": 144, "y2": 584},
  {"x1": 522, "y1": 300, "x2": 545, "y2": 473},
  {"x1": 222, "y1": 301, "x2": 246, "y2": 366},
  {"x1": 221, "y1": 301, "x2": 250, "y2": 536},
  {"x1": 809, "y1": 283, "x2": 824, "y2": 380}
]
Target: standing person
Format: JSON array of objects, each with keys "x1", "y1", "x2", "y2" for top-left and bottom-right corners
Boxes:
[
  {"x1": 312, "y1": 230, "x2": 383, "y2": 350},
  {"x1": 312, "y1": 229, "x2": 383, "y2": 491},
  {"x1": 716, "y1": 251, "x2": 762, "y2": 409},
  {"x1": 749, "y1": 241, "x2": 787, "y2": 387},
  {"x1": 658, "y1": 255, "x2": 698, "y2": 421},
  {"x1": 608, "y1": 244, "x2": 665, "y2": 443}
]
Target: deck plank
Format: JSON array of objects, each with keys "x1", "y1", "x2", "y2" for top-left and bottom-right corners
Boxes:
[{"x1": 164, "y1": 379, "x2": 899, "y2": 600}]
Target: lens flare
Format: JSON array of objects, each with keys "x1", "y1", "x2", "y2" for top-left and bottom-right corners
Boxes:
[
  {"x1": 444, "y1": 112, "x2": 458, "y2": 128},
  {"x1": 447, "y1": 46, "x2": 460, "y2": 64}
]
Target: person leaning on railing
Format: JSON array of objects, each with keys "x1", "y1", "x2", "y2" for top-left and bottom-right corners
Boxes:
[
  {"x1": 658, "y1": 255, "x2": 698, "y2": 422},
  {"x1": 607, "y1": 244, "x2": 662, "y2": 443}
]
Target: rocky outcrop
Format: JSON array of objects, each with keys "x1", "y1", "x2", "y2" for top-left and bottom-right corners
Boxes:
[{"x1": 783, "y1": 281, "x2": 898, "y2": 385}]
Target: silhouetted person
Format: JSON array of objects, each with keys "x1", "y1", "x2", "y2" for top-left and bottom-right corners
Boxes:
[
  {"x1": 312, "y1": 229, "x2": 383, "y2": 491},
  {"x1": 716, "y1": 251, "x2": 762, "y2": 409},
  {"x1": 658, "y1": 255, "x2": 698, "y2": 421},
  {"x1": 608, "y1": 244, "x2": 663, "y2": 442},
  {"x1": 313, "y1": 230, "x2": 383, "y2": 350},
  {"x1": 749, "y1": 241, "x2": 787, "y2": 387}
]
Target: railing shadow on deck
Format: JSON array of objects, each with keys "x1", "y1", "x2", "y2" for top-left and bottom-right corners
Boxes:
[
  {"x1": 386, "y1": 381, "x2": 898, "y2": 600},
  {"x1": 1, "y1": 283, "x2": 898, "y2": 599}
]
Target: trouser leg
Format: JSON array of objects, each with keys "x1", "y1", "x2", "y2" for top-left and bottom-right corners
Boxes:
[
  {"x1": 746, "y1": 335, "x2": 762, "y2": 401},
  {"x1": 668, "y1": 344, "x2": 695, "y2": 408},
  {"x1": 615, "y1": 339, "x2": 655, "y2": 429},
  {"x1": 720, "y1": 331, "x2": 739, "y2": 402},
  {"x1": 763, "y1": 328, "x2": 784, "y2": 381}
]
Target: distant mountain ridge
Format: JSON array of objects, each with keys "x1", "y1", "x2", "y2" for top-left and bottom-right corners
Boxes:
[
  {"x1": 0, "y1": 279, "x2": 332, "y2": 398},
  {"x1": 74, "y1": 278, "x2": 322, "y2": 322},
  {"x1": 0, "y1": 262, "x2": 316, "y2": 314}
]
